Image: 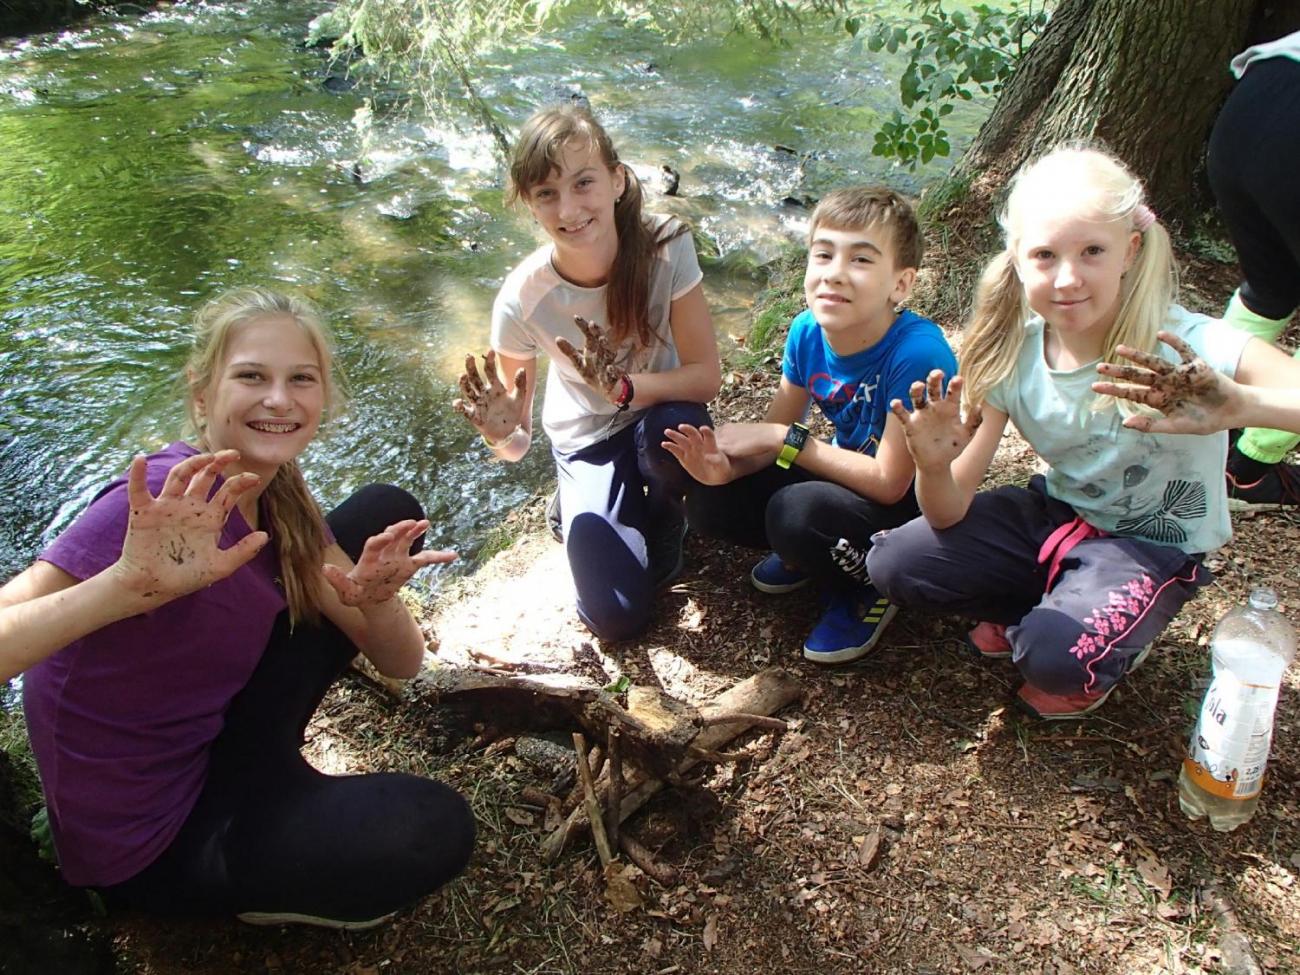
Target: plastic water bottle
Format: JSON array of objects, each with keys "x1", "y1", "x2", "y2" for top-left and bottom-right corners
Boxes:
[{"x1": 1178, "y1": 588, "x2": 1296, "y2": 831}]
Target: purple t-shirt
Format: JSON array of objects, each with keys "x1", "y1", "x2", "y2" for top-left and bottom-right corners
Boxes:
[{"x1": 23, "y1": 442, "x2": 287, "y2": 886}]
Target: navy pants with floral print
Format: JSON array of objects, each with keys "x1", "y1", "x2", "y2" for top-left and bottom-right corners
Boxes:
[{"x1": 866, "y1": 477, "x2": 1210, "y2": 697}]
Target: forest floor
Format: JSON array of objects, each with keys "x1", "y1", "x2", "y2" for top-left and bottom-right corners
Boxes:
[{"x1": 21, "y1": 246, "x2": 1300, "y2": 975}]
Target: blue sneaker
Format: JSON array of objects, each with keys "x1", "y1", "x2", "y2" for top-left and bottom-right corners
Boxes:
[
  {"x1": 750, "y1": 552, "x2": 811, "y2": 594},
  {"x1": 803, "y1": 587, "x2": 898, "y2": 664}
]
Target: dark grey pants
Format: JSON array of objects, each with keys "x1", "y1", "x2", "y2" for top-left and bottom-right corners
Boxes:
[{"x1": 866, "y1": 478, "x2": 1209, "y2": 696}]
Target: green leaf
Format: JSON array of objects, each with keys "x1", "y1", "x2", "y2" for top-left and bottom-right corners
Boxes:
[{"x1": 603, "y1": 674, "x2": 632, "y2": 694}]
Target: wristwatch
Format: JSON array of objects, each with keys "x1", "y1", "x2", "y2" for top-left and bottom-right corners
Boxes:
[{"x1": 775, "y1": 422, "x2": 810, "y2": 469}]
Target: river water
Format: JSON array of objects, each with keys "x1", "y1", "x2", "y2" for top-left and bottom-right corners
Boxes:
[{"x1": 0, "y1": 0, "x2": 980, "y2": 579}]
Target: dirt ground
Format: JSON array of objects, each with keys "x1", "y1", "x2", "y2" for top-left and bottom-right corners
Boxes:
[{"x1": 83, "y1": 252, "x2": 1300, "y2": 974}]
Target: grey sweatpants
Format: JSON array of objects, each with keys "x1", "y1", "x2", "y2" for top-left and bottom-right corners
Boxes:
[{"x1": 865, "y1": 477, "x2": 1209, "y2": 697}]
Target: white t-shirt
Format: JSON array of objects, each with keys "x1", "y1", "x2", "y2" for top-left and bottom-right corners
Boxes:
[
  {"x1": 986, "y1": 306, "x2": 1251, "y2": 554},
  {"x1": 490, "y1": 217, "x2": 703, "y2": 456}
]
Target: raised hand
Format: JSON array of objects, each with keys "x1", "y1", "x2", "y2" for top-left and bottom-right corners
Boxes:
[
  {"x1": 662, "y1": 423, "x2": 735, "y2": 486},
  {"x1": 554, "y1": 315, "x2": 625, "y2": 402},
  {"x1": 321, "y1": 519, "x2": 457, "y2": 609},
  {"x1": 453, "y1": 350, "x2": 528, "y2": 442},
  {"x1": 110, "y1": 450, "x2": 268, "y2": 606},
  {"x1": 889, "y1": 370, "x2": 983, "y2": 470},
  {"x1": 1092, "y1": 330, "x2": 1233, "y2": 435}
]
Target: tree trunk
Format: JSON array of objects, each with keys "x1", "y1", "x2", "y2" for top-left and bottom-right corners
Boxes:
[{"x1": 953, "y1": 0, "x2": 1260, "y2": 224}]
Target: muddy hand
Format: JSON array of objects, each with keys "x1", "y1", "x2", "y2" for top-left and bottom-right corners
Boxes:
[
  {"x1": 555, "y1": 315, "x2": 625, "y2": 401},
  {"x1": 453, "y1": 350, "x2": 528, "y2": 442},
  {"x1": 1093, "y1": 330, "x2": 1233, "y2": 434},
  {"x1": 662, "y1": 423, "x2": 734, "y2": 486},
  {"x1": 889, "y1": 370, "x2": 982, "y2": 470},
  {"x1": 322, "y1": 519, "x2": 457, "y2": 608},
  {"x1": 110, "y1": 450, "x2": 268, "y2": 606}
]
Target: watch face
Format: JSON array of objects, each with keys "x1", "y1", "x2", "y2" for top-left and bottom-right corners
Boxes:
[{"x1": 785, "y1": 423, "x2": 809, "y2": 449}]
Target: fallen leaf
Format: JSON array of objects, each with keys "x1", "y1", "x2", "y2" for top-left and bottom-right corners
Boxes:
[
  {"x1": 504, "y1": 807, "x2": 535, "y2": 827},
  {"x1": 702, "y1": 914, "x2": 718, "y2": 951},
  {"x1": 1137, "y1": 854, "x2": 1172, "y2": 900},
  {"x1": 858, "y1": 826, "x2": 883, "y2": 871},
  {"x1": 604, "y1": 863, "x2": 644, "y2": 913},
  {"x1": 957, "y1": 945, "x2": 995, "y2": 969}
]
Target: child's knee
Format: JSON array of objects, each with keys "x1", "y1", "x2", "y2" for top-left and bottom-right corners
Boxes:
[
  {"x1": 1010, "y1": 614, "x2": 1127, "y2": 695},
  {"x1": 575, "y1": 590, "x2": 653, "y2": 642},
  {"x1": 864, "y1": 533, "x2": 908, "y2": 600}
]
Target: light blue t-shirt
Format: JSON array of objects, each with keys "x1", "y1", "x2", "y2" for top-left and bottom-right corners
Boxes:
[
  {"x1": 782, "y1": 308, "x2": 957, "y2": 456},
  {"x1": 986, "y1": 305, "x2": 1251, "y2": 554}
]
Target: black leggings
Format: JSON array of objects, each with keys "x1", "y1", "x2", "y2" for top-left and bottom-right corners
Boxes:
[
  {"x1": 686, "y1": 466, "x2": 920, "y2": 592},
  {"x1": 102, "y1": 485, "x2": 475, "y2": 923},
  {"x1": 1207, "y1": 56, "x2": 1300, "y2": 319}
]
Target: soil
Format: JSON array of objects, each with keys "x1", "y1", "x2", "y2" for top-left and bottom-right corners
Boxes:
[{"x1": 11, "y1": 247, "x2": 1300, "y2": 975}]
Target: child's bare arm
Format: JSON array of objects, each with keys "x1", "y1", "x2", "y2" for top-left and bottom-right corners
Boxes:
[{"x1": 786, "y1": 416, "x2": 915, "y2": 504}]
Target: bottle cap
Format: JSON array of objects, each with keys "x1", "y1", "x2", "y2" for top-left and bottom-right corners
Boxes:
[{"x1": 1248, "y1": 588, "x2": 1279, "y2": 612}]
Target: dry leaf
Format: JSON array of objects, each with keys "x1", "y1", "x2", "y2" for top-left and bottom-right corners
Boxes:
[
  {"x1": 1137, "y1": 854, "x2": 1172, "y2": 900},
  {"x1": 504, "y1": 807, "x2": 535, "y2": 827},
  {"x1": 857, "y1": 826, "x2": 883, "y2": 871},
  {"x1": 956, "y1": 945, "x2": 994, "y2": 969},
  {"x1": 604, "y1": 862, "x2": 644, "y2": 913},
  {"x1": 702, "y1": 914, "x2": 718, "y2": 951}
]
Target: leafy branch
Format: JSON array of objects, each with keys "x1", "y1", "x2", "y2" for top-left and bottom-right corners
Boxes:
[{"x1": 852, "y1": 0, "x2": 1050, "y2": 168}]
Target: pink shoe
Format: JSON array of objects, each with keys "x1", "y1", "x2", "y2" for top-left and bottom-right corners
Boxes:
[
  {"x1": 1015, "y1": 682, "x2": 1114, "y2": 721},
  {"x1": 966, "y1": 621, "x2": 1012, "y2": 660}
]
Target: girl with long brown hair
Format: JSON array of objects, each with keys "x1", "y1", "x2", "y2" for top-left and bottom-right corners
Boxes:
[{"x1": 455, "y1": 104, "x2": 721, "y2": 641}]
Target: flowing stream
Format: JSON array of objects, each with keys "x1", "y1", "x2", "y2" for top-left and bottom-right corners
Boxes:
[{"x1": 0, "y1": 0, "x2": 983, "y2": 580}]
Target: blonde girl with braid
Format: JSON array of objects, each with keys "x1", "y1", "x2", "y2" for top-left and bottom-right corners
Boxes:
[
  {"x1": 865, "y1": 145, "x2": 1300, "y2": 720},
  {"x1": 4, "y1": 287, "x2": 474, "y2": 927}
]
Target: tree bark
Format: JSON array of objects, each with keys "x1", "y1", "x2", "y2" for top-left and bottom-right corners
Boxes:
[{"x1": 953, "y1": 0, "x2": 1261, "y2": 224}]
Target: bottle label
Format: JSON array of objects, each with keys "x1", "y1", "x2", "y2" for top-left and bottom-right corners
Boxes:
[{"x1": 1184, "y1": 669, "x2": 1277, "y2": 800}]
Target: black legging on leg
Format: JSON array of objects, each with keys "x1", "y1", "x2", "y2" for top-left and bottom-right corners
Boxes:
[
  {"x1": 101, "y1": 484, "x2": 475, "y2": 922},
  {"x1": 1207, "y1": 56, "x2": 1300, "y2": 320}
]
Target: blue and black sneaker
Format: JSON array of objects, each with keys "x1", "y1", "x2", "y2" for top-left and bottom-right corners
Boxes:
[
  {"x1": 802, "y1": 586, "x2": 897, "y2": 664},
  {"x1": 750, "y1": 552, "x2": 811, "y2": 594}
]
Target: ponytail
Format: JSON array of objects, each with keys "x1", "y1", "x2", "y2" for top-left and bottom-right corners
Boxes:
[
  {"x1": 959, "y1": 250, "x2": 1030, "y2": 410},
  {"x1": 261, "y1": 460, "x2": 328, "y2": 625},
  {"x1": 1094, "y1": 220, "x2": 1177, "y2": 416}
]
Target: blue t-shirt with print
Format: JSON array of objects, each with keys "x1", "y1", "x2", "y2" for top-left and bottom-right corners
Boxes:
[{"x1": 782, "y1": 308, "x2": 956, "y2": 455}]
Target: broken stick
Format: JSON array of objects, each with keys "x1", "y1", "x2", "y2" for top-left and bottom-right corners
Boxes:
[{"x1": 572, "y1": 732, "x2": 614, "y2": 866}]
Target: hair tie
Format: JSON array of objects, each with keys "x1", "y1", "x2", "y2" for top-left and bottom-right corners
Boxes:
[{"x1": 1133, "y1": 204, "x2": 1156, "y2": 232}]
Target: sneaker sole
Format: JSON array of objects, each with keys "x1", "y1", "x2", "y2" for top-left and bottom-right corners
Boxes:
[
  {"x1": 1015, "y1": 683, "x2": 1115, "y2": 721},
  {"x1": 751, "y1": 574, "x2": 812, "y2": 595},
  {"x1": 965, "y1": 633, "x2": 1012, "y2": 661},
  {"x1": 803, "y1": 604, "x2": 898, "y2": 664},
  {"x1": 1228, "y1": 496, "x2": 1293, "y2": 513},
  {"x1": 237, "y1": 910, "x2": 396, "y2": 931}
]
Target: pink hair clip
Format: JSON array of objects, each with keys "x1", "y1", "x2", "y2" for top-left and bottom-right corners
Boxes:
[{"x1": 1133, "y1": 203, "x2": 1157, "y2": 232}]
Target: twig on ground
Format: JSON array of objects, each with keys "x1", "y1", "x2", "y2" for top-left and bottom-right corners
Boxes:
[
  {"x1": 699, "y1": 712, "x2": 790, "y2": 732},
  {"x1": 619, "y1": 833, "x2": 678, "y2": 885},
  {"x1": 573, "y1": 732, "x2": 614, "y2": 866},
  {"x1": 607, "y1": 727, "x2": 623, "y2": 853},
  {"x1": 1201, "y1": 882, "x2": 1264, "y2": 975}
]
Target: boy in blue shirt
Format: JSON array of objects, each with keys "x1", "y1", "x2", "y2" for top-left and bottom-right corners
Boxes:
[{"x1": 663, "y1": 186, "x2": 956, "y2": 663}]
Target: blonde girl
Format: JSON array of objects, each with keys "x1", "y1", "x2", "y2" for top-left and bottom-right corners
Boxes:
[
  {"x1": 454, "y1": 104, "x2": 721, "y2": 641},
  {"x1": 2, "y1": 287, "x2": 473, "y2": 926},
  {"x1": 865, "y1": 146, "x2": 1300, "y2": 720}
]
